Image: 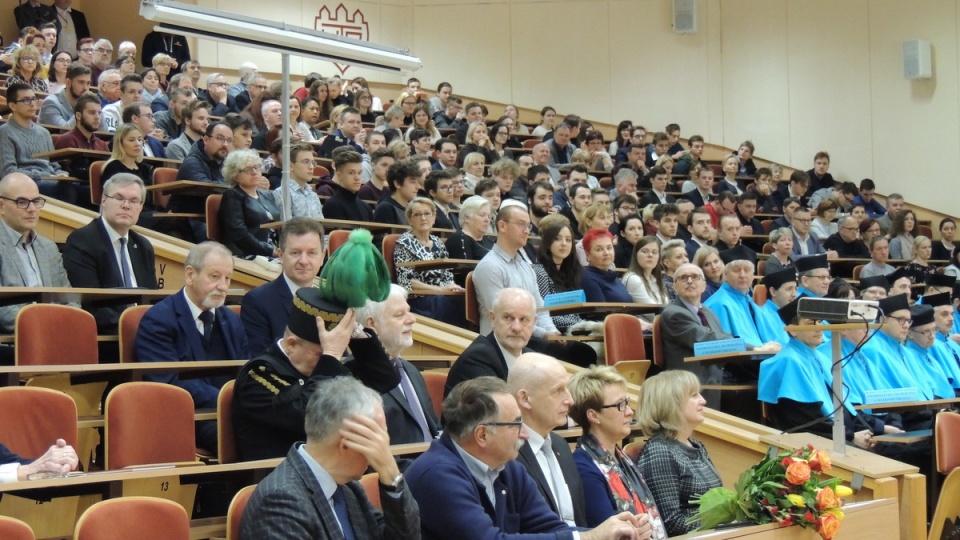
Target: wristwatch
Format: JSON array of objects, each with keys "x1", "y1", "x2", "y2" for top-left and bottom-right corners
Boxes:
[{"x1": 380, "y1": 473, "x2": 405, "y2": 493}]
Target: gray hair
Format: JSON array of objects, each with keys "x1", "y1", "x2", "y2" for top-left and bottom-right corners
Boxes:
[
  {"x1": 184, "y1": 241, "x2": 233, "y2": 272},
  {"x1": 94, "y1": 38, "x2": 112, "y2": 48},
  {"x1": 102, "y1": 173, "x2": 146, "y2": 201},
  {"x1": 238, "y1": 62, "x2": 258, "y2": 83},
  {"x1": 305, "y1": 377, "x2": 382, "y2": 443},
  {"x1": 723, "y1": 258, "x2": 754, "y2": 276},
  {"x1": 355, "y1": 284, "x2": 408, "y2": 326},
  {"x1": 660, "y1": 239, "x2": 686, "y2": 261},
  {"x1": 260, "y1": 99, "x2": 280, "y2": 117},
  {"x1": 98, "y1": 68, "x2": 120, "y2": 83},
  {"x1": 674, "y1": 262, "x2": 705, "y2": 279},
  {"x1": 838, "y1": 215, "x2": 858, "y2": 229},
  {"x1": 206, "y1": 72, "x2": 225, "y2": 85},
  {"x1": 222, "y1": 149, "x2": 263, "y2": 185},
  {"x1": 887, "y1": 193, "x2": 904, "y2": 203},
  {"x1": 459, "y1": 195, "x2": 492, "y2": 223},
  {"x1": 382, "y1": 105, "x2": 404, "y2": 122},
  {"x1": 615, "y1": 168, "x2": 639, "y2": 185},
  {"x1": 769, "y1": 227, "x2": 792, "y2": 244},
  {"x1": 118, "y1": 41, "x2": 136, "y2": 55},
  {"x1": 443, "y1": 377, "x2": 511, "y2": 440},
  {"x1": 491, "y1": 287, "x2": 536, "y2": 316}
]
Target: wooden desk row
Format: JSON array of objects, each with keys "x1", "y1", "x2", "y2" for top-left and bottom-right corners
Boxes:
[{"x1": 0, "y1": 287, "x2": 245, "y2": 309}]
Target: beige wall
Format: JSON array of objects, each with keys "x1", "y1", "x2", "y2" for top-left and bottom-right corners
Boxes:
[{"x1": 4, "y1": 0, "x2": 958, "y2": 215}]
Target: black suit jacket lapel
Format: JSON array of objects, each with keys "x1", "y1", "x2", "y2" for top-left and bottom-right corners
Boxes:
[
  {"x1": 93, "y1": 219, "x2": 124, "y2": 287},
  {"x1": 290, "y1": 448, "x2": 345, "y2": 540},
  {"x1": 517, "y1": 442, "x2": 559, "y2": 512}
]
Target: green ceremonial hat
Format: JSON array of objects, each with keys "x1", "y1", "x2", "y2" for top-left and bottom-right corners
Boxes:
[{"x1": 311, "y1": 228, "x2": 392, "y2": 329}]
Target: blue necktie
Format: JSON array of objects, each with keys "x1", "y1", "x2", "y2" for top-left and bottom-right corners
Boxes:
[
  {"x1": 119, "y1": 238, "x2": 133, "y2": 287},
  {"x1": 398, "y1": 361, "x2": 432, "y2": 441},
  {"x1": 332, "y1": 486, "x2": 356, "y2": 540}
]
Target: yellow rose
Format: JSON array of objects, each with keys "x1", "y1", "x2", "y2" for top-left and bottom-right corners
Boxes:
[
  {"x1": 824, "y1": 507, "x2": 845, "y2": 520},
  {"x1": 834, "y1": 485, "x2": 853, "y2": 498},
  {"x1": 786, "y1": 494, "x2": 806, "y2": 507}
]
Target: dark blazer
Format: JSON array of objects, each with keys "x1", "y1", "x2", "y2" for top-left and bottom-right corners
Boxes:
[
  {"x1": 406, "y1": 434, "x2": 573, "y2": 540},
  {"x1": 62, "y1": 218, "x2": 157, "y2": 331},
  {"x1": 684, "y1": 189, "x2": 710, "y2": 208},
  {"x1": 218, "y1": 186, "x2": 280, "y2": 258},
  {"x1": 516, "y1": 434, "x2": 588, "y2": 527},
  {"x1": 444, "y1": 332, "x2": 532, "y2": 397},
  {"x1": 374, "y1": 359, "x2": 440, "y2": 445},
  {"x1": 15, "y1": 3, "x2": 56, "y2": 30},
  {"x1": 240, "y1": 276, "x2": 293, "y2": 357},
  {"x1": 444, "y1": 231, "x2": 494, "y2": 261},
  {"x1": 240, "y1": 444, "x2": 420, "y2": 539},
  {"x1": 136, "y1": 290, "x2": 249, "y2": 409},
  {"x1": 146, "y1": 136, "x2": 166, "y2": 159},
  {"x1": 638, "y1": 191, "x2": 676, "y2": 208}
]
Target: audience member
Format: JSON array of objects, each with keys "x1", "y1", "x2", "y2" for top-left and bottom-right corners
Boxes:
[
  {"x1": 635, "y1": 370, "x2": 721, "y2": 536},
  {"x1": 228, "y1": 61, "x2": 258, "y2": 100},
  {"x1": 569, "y1": 365, "x2": 668, "y2": 536},
  {"x1": 274, "y1": 143, "x2": 324, "y2": 219},
  {"x1": 374, "y1": 159, "x2": 420, "y2": 226},
  {"x1": 218, "y1": 150, "x2": 280, "y2": 259},
  {"x1": 172, "y1": 122, "x2": 232, "y2": 240},
  {"x1": 165, "y1": 100, "x2": 210, "y2": 160},
  {"x1": 852, "y1": 178, "x2": 886, "y2": 219},
  {"x1": 54, "y1": 92, "x2": 109, "y2": 183},
  {"x1": 123, "y1": 103, "x2": 167, "y2": 159},
  {"x1": 63, "y1": 174, "x2": 157, "y2": 333},
  {"x1": 355, "y1": 285, "x2": 442, "y2": 444},
  {"x1": 317, "y1": 106, "x2": 365, "y2": 158},
  {"x1": 0, "y1": 173, "x2": 72, "y2": 336},
  {"x1": 136, "y1": 242, "x2": 249, "y2": 451},
  {"x1": 322, "y1": 147, "x2": 373, "y2": 221},
  {"x1": 198, "y1": 72, "x2": 237, "y2": 116},
  {"x1": 692, "y1": 246, "x2": 723, "y2": 302},
  {"x1": 759, "y1": 268, "x2": 797, "y2": 343},
  {"x1": 39, "y1": 62, "x2": 91, "y2": 127},
  {"x1": 581, "y1": 230, "x2": 632, "y2": 303},
  {"x1": 101, "y1": 73, "x2": 142, "y2": 132},
  {"x1": 683, "y1": 166, "x2": 714, "y2": 208},
  {"x1": 154, "y1": 87, "x2": 196, "y2": 139},
  {"x1": 877, "y1": 193, "x2": 905, "y2": 235},
  {"x1": 240, "y1": 377, "x2": 419, "y2": 538},
  {"x1": 704, "y1": 258, "x2": 781, "y2": 350},
  {"x1": 445, "y1": 195, "x2": 495, "y2": 260},
  {"x1": 824, "y1": 215, "x2": 870, "y2": 257},
  {"x1": 425, "y1": 170, "x2": 459, "y2": 230},
  {"x1": 101, "y1": 124, "x2": 156, "y2": 229},
  {"x1": 859, "y1": 236, "x2": 896, "y2": 279},
  {"x1": 888, "y1": 208, "x2": 917, "y2": 260},
  {"x1": 795, "y1": 254, "x2": 832, "y2": 297},
  {"x1": 790, "y1": 207, "x2": 828, "y2": 257},
  {"x1": 933, "y1": 218, "x2": 956, "y2": 261},
  {"x1": 0, "y1": 439, "x2": 79, "y2": 483},
  {"x1": 805, "y1": 151, "x2": 835, "y2": 195}
]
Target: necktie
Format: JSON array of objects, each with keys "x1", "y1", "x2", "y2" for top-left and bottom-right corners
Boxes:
[
  {"x1": 397, "y1": 361, "x2": 432, "y2": 441},
  {"x1": 119, "y1": 238, "x2": 133, "y2": 287},
  {"x1": 331, "y1": 486, "x2": 356, "y2": 540},
  {"x1": 198, "y1": 310, "x2": 214, "y2": 342},
  {"x1": 540, "y1": 437, "x2": 575, "y2": 524},
  {"x1": 696, "y1": 308, "x2": 709, "y2": 327}
]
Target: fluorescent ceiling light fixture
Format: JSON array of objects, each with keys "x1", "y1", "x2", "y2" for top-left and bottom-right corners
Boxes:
[{"x1": 140, "y1": 0, "x2": 421, "y2": 73}]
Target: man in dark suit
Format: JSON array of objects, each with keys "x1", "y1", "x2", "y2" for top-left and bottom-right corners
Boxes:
[
  {"x1": 0, "y1": 439, "x2": 78, "y2": 483},
  {"x1": 406, "y1": 377, "x2": 650, "y2": 539},
  {"x1": 771, "y1": 170, "x2": 810, "y2": 212},
  {"x1": 234, "y1": 288, "x2": 398, "y2": 461},
  {"x1": 683, "y1": 166, "x2": 714, "y2": 208},
  {"x1": 135, "y1": 241, "x2": 249, "y2": 451},
  {"x1": 508, "y1": 353, "x2": 588, "y2": 527},
  {"x1": 0, "y1": 173, "x2": 73, "y2": 338},
  {"x1": 354, "y1": 285, "x2": 440, "y2": 445},
  {"x1": 240, "y1": 377, "x2": 419, "y2": 539},
  {"x1": 241, "y1": 218, "x2": 325, "y2": 355},
  {"x1": 63, "y1": 174, "x2": 157, "y2": 334},
  {"x1": 14, "y1": 1, "x2": 56, "y2": 31},
  {"x1": 444, "y1": 288, "x2": 537, "y2": 397}
]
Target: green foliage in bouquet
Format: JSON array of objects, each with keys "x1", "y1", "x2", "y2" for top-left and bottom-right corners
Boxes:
[{"x1": 689, "y1": 444, "x2": 853, "y2": 540}]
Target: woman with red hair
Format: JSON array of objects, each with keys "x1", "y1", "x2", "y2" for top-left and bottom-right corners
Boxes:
[{"x1": 580, "y1": 229, "x2": 633, "y2": 303}]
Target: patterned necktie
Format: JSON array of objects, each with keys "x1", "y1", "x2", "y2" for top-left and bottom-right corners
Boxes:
[
  {"x1": 696, "y1": 308, "x2": 709, "y2": 327},
  {"x1": 119, "y1": 238, "x2": 133, "y2": 287},
  {"x1": 397, "y1": 361, "x2": 432, "y2": 441},
  {"x1": 198, "y1": 310, "x2": 214, "y2": 343}
]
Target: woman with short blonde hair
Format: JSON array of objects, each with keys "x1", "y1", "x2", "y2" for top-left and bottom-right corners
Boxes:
[
  {"x1": 636, "y1": 371, "x2": 722, "y2": 536},
  {"x1": 568, "y1": 366, "x2": 668, "y2": 535}
]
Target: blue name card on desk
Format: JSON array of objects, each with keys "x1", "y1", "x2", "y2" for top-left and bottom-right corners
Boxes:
[
  {"x1": 543, "y1": 290, "x2": 586, "y2": 307},
  {"x1": 693, "y1": 338, "x2": 746, "y2": 357}
]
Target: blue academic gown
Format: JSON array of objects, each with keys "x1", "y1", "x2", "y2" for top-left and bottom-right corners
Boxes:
[
  {"x1": 797, "y1": 285, "x2": 822, "y2": 298},
  {"x1": 759, "y1": 338, "x2": 856, "y2": 417},
  {"x1": 953, "y1": 308, "x2": 960, "y2": 335},
  {"x1": 703, "y1": 283, "x2": 763, "y2": 347},
  {"x1": 757, "y1": 300, "x2": 789, "y2": 345},
  {"x1": 905, "y1": 340, "x2": 957, "y2": 398},
  {"x1": 816, "y1": 338, "x2": 886, "y2": 407},
  {"x1": 860, "y1": 331, "x2": 933, "y2": 400},
  {"x1": 937, "y1": 333, "x2": 960, "y2": 369}
]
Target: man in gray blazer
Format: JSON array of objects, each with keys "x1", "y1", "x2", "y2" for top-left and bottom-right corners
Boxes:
[
  {"x1": 354, "y1": 284, "x2": 440, "y2": 445},
  {"x1": 39, "y1": 63, "x2": 92, "y2": 127},
  {"x1": 659, "y1": 263, "x2": 731, "y2": 408},
  {"x1": 240, "y1": 376, "x2": 420, "y2": 539},
  {"x1": 508, "y1": 352, "x2": 588, "y2": 527},
  {"x1": 0, "y1": 173, "x2": 72, "y2": 335}
]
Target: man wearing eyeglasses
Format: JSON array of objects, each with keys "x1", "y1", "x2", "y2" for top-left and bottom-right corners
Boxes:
[
  {"x1": 199, "y1": 72, "x2": 238, "y2": 116},
  {"x1": 0, "y1": 83, "x2": 73, "y2": 201},
  {"x1": 407, "y1": 376, "x2": 653, "y2": 540},
  {"x1": 905, "y1": 304, "x2": 958, "y2": 399},
  {"x1": 90, "y1": 38, "x2": 113, "y2": 83},
  {"x1": 794, "y1": 254, "x2": 831, "y2": 298},
  {"x1": 0, "y1": 173, "x2": 72, "y2": 338},
  {"x1": 173, "y1": 122, "x2": 232, "y2": 242},
  {"x1": 62, "y1": 174, "x2": 156, "y2": 334}
]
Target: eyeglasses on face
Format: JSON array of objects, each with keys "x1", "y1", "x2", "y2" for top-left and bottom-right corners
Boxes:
[
  {"x1": 675, "y1": 274, "x2": 704, "y2": 283},
  {"x1": 481, "y1": 420, "x2": 523, "y2": 431},
  {"x1": 888, "y1": 316, "x2": 912, "y2": 327},
  {"x1": 0, "y1": 196, "x2": 46, "y2": 209},
  {"x1": 410, "y1": 212, "x2": 434, "y2": 220},
  {"x1": 104, "y1": 194, "x2": 143, "y2": 206},
  {"x1": 601, "y1": 398, "x2": 631, "y2": 412},
  {"x1": 14, "y1": 97, "x2": 41, "y2": 105}
]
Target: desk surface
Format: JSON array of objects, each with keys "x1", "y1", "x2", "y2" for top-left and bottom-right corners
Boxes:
[
  {"x1": 0, "y1": 287, "x2": 243, "y2": 309},
  {"x1": 538, "y1": 302, "x2": 663, "y2": 317},
  {"x1": 684, "y1": 351, "x2": 774, "y2": 365},
  {"x1": 854, "y1": 397, "x2": 960, "y2": 413},
  {"x1": 759, "y1": 432, "x2": 918, "y2": 477},
  {"x1": 396, "y1": 259, "x2": 477, "y2": 272},
  {"x1": 145, "y1": 180, "x2": 230, "y2": 196}
]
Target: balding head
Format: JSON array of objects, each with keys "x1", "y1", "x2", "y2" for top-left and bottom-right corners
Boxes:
[
  {"x1": 508, "y1": 353, "x2": 572, "y2": 436},
  {"x1": 490, "y1": 288, "x2": 537, "y2": 356},
  {"x1": 0, "y1": 173, "x2": 43, "y2": 235}
]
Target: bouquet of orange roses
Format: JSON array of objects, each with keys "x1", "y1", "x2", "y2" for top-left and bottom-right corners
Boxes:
[{"x1": 689, "y1": 444, "x2": 853, "y2": 540}]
